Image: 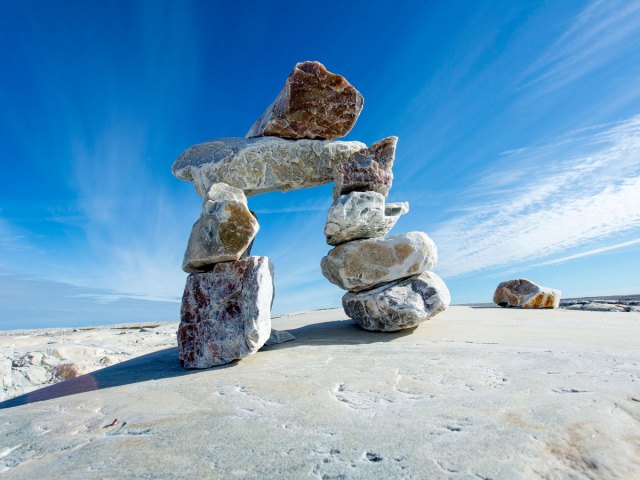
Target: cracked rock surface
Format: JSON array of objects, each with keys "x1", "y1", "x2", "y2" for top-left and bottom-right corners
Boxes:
[
  {"x1": 246, "y1": 61, "x2": 364, "y2": 140},
  {"x1": 172, "y1": 137, "x2": 365, "y2": 198},
  {"x1": 1, "y1": 306, "x2": 639, "y2": 478}
]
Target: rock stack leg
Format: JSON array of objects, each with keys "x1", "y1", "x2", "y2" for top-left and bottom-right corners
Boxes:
[
  {"x1": 321, "y1": 139, "x2": 451, "y2": 332},
  {"x1": 177, "y1": 183, "x2": 277, "y2": 368}
]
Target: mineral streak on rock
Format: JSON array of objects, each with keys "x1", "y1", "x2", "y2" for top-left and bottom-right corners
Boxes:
[
  {"x1": 182, "y1": 183, "x2": 259, "y2": 273},
  {"x1": 493, "y1": 278, "x2": 561, "y2": 309},
  {"x1": 172, "y1": 137, "x2": 366, "y2": 198},
  {"x1": 178, "y1": 256, "x2": 274, "y2": 369},
  {"x1": 240, "y1": 211, "x2": 259, "y2": 259},
  {"x1": 246, "y1": 61, "x2": 364, "y2": 140},
  {"x1": 324, "y1": 191, "x2": 409, "y2": 246},
  {"x1": 333, "y1": 136, "x2": 397, "y2": 199},
  {"x1": 320, "y1": 232, "x2": 437, "y2": 292},
  {"x1": 343, "y1": 271, "x2": 451, "y2": 332}
]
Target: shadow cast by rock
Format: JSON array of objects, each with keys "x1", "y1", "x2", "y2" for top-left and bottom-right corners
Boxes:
[
  {"x1": 263, "y1": 318, "x2": 416, "y2": 351},
  {"x1": 0, "y1": 347, "x2": 235, "y2": 410},
  {"x1": 1, "y1": 318, "x2": 414, "y2": 410}
]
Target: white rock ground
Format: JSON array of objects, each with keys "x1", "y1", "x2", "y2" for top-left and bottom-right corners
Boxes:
[{"x1": 1, "y1": 306, "x2": 639, "y2": 479}]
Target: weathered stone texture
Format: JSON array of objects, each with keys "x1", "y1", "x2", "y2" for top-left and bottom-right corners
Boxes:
[
  {"x1": 173, "y1": 137, "x2": 365, "y2": 198},
  {"x1": 178, "y1": 256, "x2": 273, "y2": 368},
  {"x1": 493, "y1": 278, "x2": 561, "y2": 309},
  {"x1": 333, "y1": 136, "x2": 396, "y2": 199},
  {"x1": 343, "y1": 271, "x2": 450, "y2": 332},
  {"x1": 182, "y1": 183, "x2": 259, "y2": 273},
  {"x1": 246, "y1": 61, "x2": 364, "y2": 140},
  {"x1": 324, "y1": 191, "x2": 408, "y2": 245},
  {"x1": 321, "y1": 232, "x2": 437, "y2": 292}
]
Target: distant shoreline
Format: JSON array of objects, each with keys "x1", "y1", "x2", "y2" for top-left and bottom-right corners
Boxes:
[{"x1": 1, "y1": 295, "x2": 639, "y2": 334}]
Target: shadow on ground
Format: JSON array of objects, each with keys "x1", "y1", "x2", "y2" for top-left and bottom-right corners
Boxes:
[{"x1": 0, "y1": 318, "x2": 410, "y2": 410}]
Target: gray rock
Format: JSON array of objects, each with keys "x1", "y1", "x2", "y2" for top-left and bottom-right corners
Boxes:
[
  {"x1": 321, "y1": 232, "x2": 437, "y2": 292},
  {"x1": 264, "y1": 329, "x2": 296, "y2": 346},
  {"x1": 494, "y1": 278, "x2": 561, "y2": 309},
  {"x1": 178, "y1": 256, "x2": 273, "y2": 369},
  {"x1": 182, "y1": 183, "x2": 259, "y2": 273},
  {"x1": 343, "y1": 271, "x2": 451, "y2": 332},
  {"x1": 246, "y1": 61, "x2": 364, "y2": 140},
  {"x1": 324, "y1": 191, "x2": 408, "y2": 246},
  {"x1": 172, "y1": 137, "x2": 365, "y2": 198},
  {"x1": 332, "y1": 136, "x2": 396, "y2": 199}
]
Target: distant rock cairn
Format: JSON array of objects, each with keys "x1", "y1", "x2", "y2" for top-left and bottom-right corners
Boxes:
[{"x1": 172, "y1": 61, "x2": 451, "y2": 367}]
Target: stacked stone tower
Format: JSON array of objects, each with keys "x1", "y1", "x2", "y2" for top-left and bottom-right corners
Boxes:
[{"x1": 173, "y1": 61, "x2": 450, "y2": 368}]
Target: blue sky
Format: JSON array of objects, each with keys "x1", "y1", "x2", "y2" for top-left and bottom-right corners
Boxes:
[{"x1": 1, "y1": 0, "x2": 639, "y2": 329}]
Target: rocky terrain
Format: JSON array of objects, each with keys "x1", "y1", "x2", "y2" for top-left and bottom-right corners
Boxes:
[
  {"x1": 1, "y1": 305, "x2": 639, "y2": 478},
  {"x1": 560, "y1": 294, "x2": 640, "y2": 312}
]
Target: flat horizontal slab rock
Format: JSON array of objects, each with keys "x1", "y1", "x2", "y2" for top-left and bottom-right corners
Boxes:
[
  {"x1": 321, "y1": 232, "x2": 437, "y2": 291},
  {"x1": 178, "y1": 256, "x2": 273, "y2": 368},
  {"x1": 2, "y1": 307, "x2": 639, "y2": 478},
  {"x1": 333, "y1": 136, "x2": 396, "y2": 199},
  {"x1": 343, "y1": 271, "x2": 450, "y2": 332},
  {"x1": 182, "y1": 183, "x2": 259, "y2": 273},
  {"x1": 325, "y1": 191, "x2": 408, "y2": 246},
  {"x1": 246, "y1": 61, "x2": 364, "y2": 140},
  {"x1": 173, "y1": 137, "x2": 365, "y2": 198},
  {"x1": 494, "y1": 278, "x2": 561, "y2": 309}
]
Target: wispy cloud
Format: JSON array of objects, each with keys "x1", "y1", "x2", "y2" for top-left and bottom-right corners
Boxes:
[
  {"x1": 518, "y1": 0, "x2": 640, "y2": 93},
  {"x1": 433, "y1": 115, "x2": 640, "y2": 277}
]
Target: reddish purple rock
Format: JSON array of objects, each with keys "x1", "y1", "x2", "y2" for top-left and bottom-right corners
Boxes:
[
  {"x1": 178, "y1": 256, "x2": 274, "y2": 369},
  {"x1": 333, "y1": 136, "x2": 397, "y2": 199},
  {"x1": 246, "y1": 61, "x2": 364, "y2": 140}
]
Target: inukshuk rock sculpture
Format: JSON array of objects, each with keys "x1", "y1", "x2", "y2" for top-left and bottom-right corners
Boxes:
[{"x1": 173, "y1": 61, "x2": 450, "y2": 368}]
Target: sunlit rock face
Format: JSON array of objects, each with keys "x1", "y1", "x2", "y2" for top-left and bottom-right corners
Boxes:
[
  {"x1": 246, "y1": 61, "x2": 364, "y2": 140},
  {"x1": 172, "y1": 137, "x2": 365, "y2": 198},
  {"x1": 332, "y1": 136, "x2": 397, "y2": 199},
  {"x1": 493, "y1": 278, "x2": 561, "y2": 309},
  {"x1": 343, "y1": 271, "x2": 451, "y2": 332},
  {"x1": 320, "y1": 232, "x2": 437, "y2": 292},
  {"x1": 324, "y1": 191, "x2": 408, "y2": 246},
  {"x1": 178, "y1": 256, "x2": 273, "y2": 369},
  {"x1": 182, "y1": 183, "x2": 259, "y2": 273}
]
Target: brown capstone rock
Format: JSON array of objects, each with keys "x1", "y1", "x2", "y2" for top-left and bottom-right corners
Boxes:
[
  {"x1": 493, "y1": 279, "x2": 561, "y2": 309},
  {"x1": 246, "y1": 61, "x2": 364, "y2": 140},
  {"x1": 333, "y1": 136, "x2": 397, "y2": 199},
  {"x1": 178, "y1": 256, "x2": 273, "y2": 369}
]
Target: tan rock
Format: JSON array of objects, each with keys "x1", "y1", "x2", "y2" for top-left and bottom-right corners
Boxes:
[
  {"x1": 493, "y1": 279, "x2": 561, "y2": 309},
  {"x1": 182, "y1": 183, "x2": 259, "y2": 273},
  {"x1": 246, "y1": 61, "x2": 364, "y2": 140},
  {"x1": 320, "y1": 232, "x2": 437, "y2": 291}
]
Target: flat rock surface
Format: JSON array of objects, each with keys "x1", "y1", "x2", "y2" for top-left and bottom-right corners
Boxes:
[{"x1": 1, "y1": 306, "x2": 640, "y2": 479}]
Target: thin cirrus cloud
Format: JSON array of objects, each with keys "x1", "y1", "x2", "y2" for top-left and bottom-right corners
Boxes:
[
  {"x1": 432, "y1": 115, "x2": 640, "y2": 278},
  {"x1": 518, "y1": 0, "x2": 640, "y2": 93}
]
